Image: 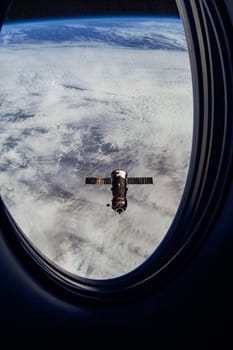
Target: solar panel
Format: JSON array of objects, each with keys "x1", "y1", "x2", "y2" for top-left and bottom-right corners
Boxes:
[
  {"x1": 85, "y1": 177, "x2": 112, "y2": 185},
  {"x1": 85, "y1": 176, "x2": 153, "y2": 185},
  {"x1": 127, "y1": 177, "x2": 153, "y2": 185}
]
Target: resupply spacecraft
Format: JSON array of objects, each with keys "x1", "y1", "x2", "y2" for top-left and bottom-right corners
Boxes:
[{"x1": 86, "y1": 169, "x2": 153, "y2": 214}]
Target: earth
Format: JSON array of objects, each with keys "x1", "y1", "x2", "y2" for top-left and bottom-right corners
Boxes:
[{"x1": 0, "y1": 16, "x2": 193, "y2": 279}]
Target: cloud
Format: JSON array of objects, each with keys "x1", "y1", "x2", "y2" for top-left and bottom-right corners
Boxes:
[{"x1": 0, "y1": 19, "x2": 193, "y2": 279}]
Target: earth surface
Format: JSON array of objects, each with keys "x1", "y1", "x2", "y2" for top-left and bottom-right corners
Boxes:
[{"x1": 0, "y1": 16, "x2": 193, "y2": 279}]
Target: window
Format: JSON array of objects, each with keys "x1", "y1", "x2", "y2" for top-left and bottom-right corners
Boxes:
[
  {"x1": 1, "y1": 0, "x2": 230, "y2": 302},
  {"x1": 0, "y1": 10, "x2": 193, "y2": 280}
]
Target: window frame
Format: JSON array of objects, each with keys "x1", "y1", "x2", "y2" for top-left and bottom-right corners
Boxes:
[{"x1": 0, "y1": 0, "x2": 232, "y2": 304}]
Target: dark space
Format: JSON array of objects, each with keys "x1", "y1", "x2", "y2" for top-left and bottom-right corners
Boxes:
[{"x1": 6, "y1": 0, "x2": 179, "y2": 21}]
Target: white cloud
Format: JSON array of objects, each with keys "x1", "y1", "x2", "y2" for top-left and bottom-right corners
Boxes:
[{"x1": 0, "y1": 25, "x2": 193, "y2": 279}]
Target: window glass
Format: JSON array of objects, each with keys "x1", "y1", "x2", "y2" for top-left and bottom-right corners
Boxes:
[{"x1": 0, "y1": 3, "x2": 193, "y2": 279}]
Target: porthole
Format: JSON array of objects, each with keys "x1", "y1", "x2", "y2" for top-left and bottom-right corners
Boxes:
[{"x1": 0, "y1": 0, "x2": 232, "y2": 302}]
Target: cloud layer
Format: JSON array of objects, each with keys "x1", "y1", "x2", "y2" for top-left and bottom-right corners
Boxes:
[{"x1": 0, "y1": 18, "x2": 193, "y2": 279}]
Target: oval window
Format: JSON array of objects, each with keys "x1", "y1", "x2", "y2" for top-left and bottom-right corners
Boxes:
[{"x1": 0, "y1": 2, "x2": 193, "y2": 279}]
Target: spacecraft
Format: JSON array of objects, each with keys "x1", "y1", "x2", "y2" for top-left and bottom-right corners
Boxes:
[{"x1": 85, "y1": 169, "x2": 153, "y2": 214}]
